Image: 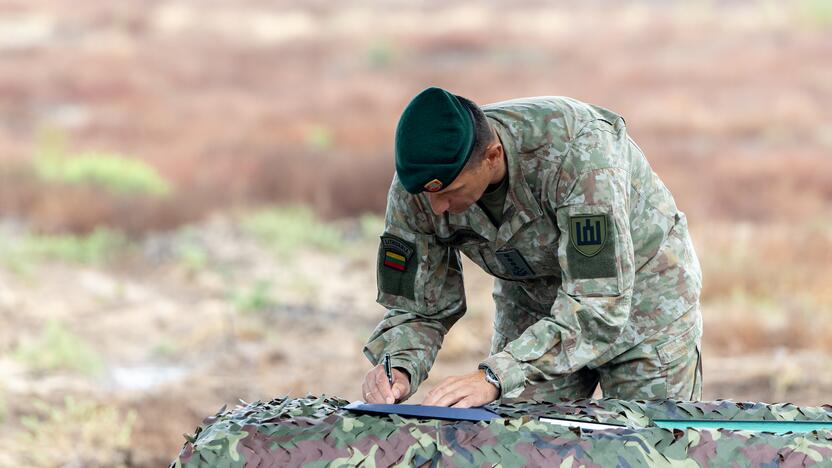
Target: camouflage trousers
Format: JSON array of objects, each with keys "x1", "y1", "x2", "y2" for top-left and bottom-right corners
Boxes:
[{"x1": 491, "y1": 306, "x2": 703, "y2": 402}]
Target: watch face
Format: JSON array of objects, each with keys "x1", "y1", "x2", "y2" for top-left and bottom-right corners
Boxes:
[{"x1": 482, "y1": 367, "x2": 501, "y2": 388}]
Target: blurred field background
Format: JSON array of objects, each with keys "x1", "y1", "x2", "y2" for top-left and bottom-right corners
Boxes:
[{"x1": 0, "y1": 0, "x2": 831, "y2": 466}]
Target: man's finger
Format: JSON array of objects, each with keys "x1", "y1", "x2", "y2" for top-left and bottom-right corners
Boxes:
[
  {"x1": 392, "y1": 380, "x2": 407, "y2": 400},
  {"x1": 423, "y1": 386, "x2": 447, "y2": 406},
  {"x1": 424, "y1": 378, "x2": 465, "y2": 406},
  {"x1": 424, "y1": 384, "x2": 463, "y2": 406},
  {"x1": 374, "y1": 366, "x2": 395, "y2": 404},
  {"x1": 423, "y1": 376, "x2": 457, "y2": 401},
  {"x1": 364, "y1": 384, "x2": 381, "y2": 403},
  {"x1": 362, "y1": 371, "x2": 378, "y2": 402},
  {"x1": 365, "y1": 378, "x2": 381, "y2": 403},
  {"x1": 362, "y1": 378, "x2": 370, "y2": 401},
  {"x1": 368, "y1": 370, "x2": 385, "y2": 403},
  {"x1": 451, "y1": 397, "x2": 474, "y2": 409},
  {"x1": 434, "y1": 388, "x2": 468, "y2": 408},
  {"x1": 423, "y1": 387, "x2": 443, "y2": 406},
  {"x1": 366, "y1": 389, "x2": 382, "y2": 403},
  {"x1": 366, "y1": 368, "x2": 388, "y2": 403},
  {"x1": 390, "y1": 369, "x2": 410, "y2": 402}
]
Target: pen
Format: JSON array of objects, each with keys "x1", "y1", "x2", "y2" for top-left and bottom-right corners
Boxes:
[{"x1": 384, "y1": 353, "x2": 394, "y2": 387}]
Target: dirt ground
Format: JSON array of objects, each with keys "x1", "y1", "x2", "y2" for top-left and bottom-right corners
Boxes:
[{"x1": 1, "y1": 217, "x2": 832, "y2": 466}]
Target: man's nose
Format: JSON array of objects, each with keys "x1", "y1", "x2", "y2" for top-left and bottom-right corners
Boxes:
[{"x1": 428, "y1": 194, "x2": 448, "y2": 215}]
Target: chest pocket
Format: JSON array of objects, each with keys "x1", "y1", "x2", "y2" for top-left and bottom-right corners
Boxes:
[
  {"x1": 436, "y1": 228, "x2": 486, "y2": 248},
  {"x1": 449, "y1": 218, "x2": 562, "y2": 282},
  {"x1": 435, "y1": 228, "x2": 519, "y2": 281},
  {"x1": 476, "y1": 245, "x2": 559, "y2": 282},
  {"x1": 494, "y1": 249, "x2": 536, "y2": 278}
]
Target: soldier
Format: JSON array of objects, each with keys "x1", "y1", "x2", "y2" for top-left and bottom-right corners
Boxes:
[{"x1": 361, "y1": 87, "x2": 702, "y2": 408}]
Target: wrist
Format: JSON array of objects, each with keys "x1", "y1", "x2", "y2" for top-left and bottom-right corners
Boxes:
[
  {"x1": 478, "y1": 365, "x2": 502, "y2": 395},
  {"x1": 392, "y1": 367, "x2": 411, "y2": 387},
  {"x1": 386, "y1": 357, "x2": 420, "y2": 398},
  {"x1": 480, "y1": 353, "x2": 525, "y2": 398}
]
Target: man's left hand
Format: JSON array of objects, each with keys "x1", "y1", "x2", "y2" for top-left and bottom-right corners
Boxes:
[{"x1": 422, "y1": 370, "x2": 499, "y2": 408}]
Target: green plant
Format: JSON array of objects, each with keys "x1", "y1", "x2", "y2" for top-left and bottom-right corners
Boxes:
[
  {"x1": 304, "y1": 125, "x2": 333, "y2": 152},
  {"x1": 367, "y1": 39, "x2": 396, "y2": 68},
  {"x1": 150, "y1": 340, "x2": 180, "y2": 359},
  {"x1": 35, "y1": 151, "x2": 172, "y2": 196},
  {"x1": 14, "y1": 320, "x2": 104, "y2": 376},
  {"x1": 286, "y1": 274, "x2": 320, "y2": 302},
  {"x1": 15, "y1": 397, "x2": 135, "y2": 467},
  {"x1": 359, "y1": 213, "x2": 385, "y2": 241},
  {"x1": 230, "y1": 280, "x2": 276, "y2": 314},
  {"x1": 34, "y1": 128, "x2": 171, "y2": 196},
  {"x1": 176, "y1": 242, "x2": 209, "y2": 277},
  {"x1": 241, "y1": 206, "x2": 345, "y2": 256},
  {"x1": 0, "y1": 228, "x2": 128, "y2": 267},
  {"x1": 796, "y1": 0, "x2": 832, "y2": 27}
]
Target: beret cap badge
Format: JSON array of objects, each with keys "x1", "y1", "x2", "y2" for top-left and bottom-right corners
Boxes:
[{"x1": 423, "y1": 179, "x2": 443, "y2": 192}]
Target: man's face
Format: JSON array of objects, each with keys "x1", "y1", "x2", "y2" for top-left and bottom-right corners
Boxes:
[{"x1": 426, "y1": 157, "x2": 491, "y2": 216}]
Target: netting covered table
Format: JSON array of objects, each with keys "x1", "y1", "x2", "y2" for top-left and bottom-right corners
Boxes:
[{"x1": 171, "y1": 395, "x2": 832, "y2": 467}]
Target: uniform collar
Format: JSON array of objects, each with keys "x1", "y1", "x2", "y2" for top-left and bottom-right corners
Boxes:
[
  {"x1": 445, "y1": 117, "x2": 543, "y2": 248},
  {"x1": 493, "y1": 117, "x2": 543, "y2": 245}
]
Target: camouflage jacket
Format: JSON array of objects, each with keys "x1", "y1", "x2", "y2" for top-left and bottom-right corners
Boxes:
[{"x1": 364, "y1": 96, "x2": 702, "y2": 399}]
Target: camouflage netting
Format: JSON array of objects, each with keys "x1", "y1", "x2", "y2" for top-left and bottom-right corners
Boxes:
[{"x1": 171, "y1": 395, "x2": 832, "y2": 467}]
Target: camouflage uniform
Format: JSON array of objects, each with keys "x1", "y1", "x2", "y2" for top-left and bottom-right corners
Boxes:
[{"x1": 364, "y1": 96, "x2": 703, "y2": 401}]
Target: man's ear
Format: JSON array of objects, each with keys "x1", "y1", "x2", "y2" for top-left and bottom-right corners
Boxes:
[{"x1": 484, "y1": 138, "x2": 503, "y2": 168}]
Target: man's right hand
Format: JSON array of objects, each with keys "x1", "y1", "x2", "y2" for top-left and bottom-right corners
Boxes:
[{"x1": 362, "y1": 364, "x2": 411, "y2": 404}]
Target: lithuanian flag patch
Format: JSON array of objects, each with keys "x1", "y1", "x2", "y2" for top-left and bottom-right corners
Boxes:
[
  {"x1": 383, "y1": 251, "x2": 407, "y2": 271},
  {"x1": 380, "y1": 235, "x2": 414, "y2": 272}
]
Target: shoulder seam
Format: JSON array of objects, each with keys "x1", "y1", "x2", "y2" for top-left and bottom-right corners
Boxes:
[
  {"x1": 555, "y1": 166, "x2": 635, "y2": 209},
  {"x1": 573, "y1": 117, "x2": 622, "y2": 141}
]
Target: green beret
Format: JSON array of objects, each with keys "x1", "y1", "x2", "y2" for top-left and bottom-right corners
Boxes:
[{"x1": 394, "y1": 87, "x2": 475, "y2": 194}]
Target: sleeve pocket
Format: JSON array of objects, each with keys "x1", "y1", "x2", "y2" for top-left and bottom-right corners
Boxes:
[
  {"x1": 560, "y1": 204, "x2": 623, "y2": 297},
  {"x1": 377, "y1": 233, "x2": 418, "y2": 300}
]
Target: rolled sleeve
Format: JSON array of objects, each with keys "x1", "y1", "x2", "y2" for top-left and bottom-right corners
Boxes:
[{"x1": 479, "y1": 352, "x2": 526, "y2": 398}]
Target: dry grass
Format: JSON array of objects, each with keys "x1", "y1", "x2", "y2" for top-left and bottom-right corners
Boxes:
[
  {"x1": 694, "y1": 221, "x2": 832, "y2": 355},
  {"x1": 696, "y1": 223, "x2": 832, "y2": 304},
  {"x1": 0, "y1": 0, "x2": 829, "y2": 232}
]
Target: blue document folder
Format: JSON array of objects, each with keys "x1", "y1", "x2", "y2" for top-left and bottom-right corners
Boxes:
[{"x1": 344, "y1": 401, "x2": 500, "y2": 422}]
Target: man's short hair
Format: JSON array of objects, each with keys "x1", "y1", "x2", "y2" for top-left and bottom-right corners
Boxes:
[{"x1": 456, "y1": 95, "x2": 495, "y2": 168}]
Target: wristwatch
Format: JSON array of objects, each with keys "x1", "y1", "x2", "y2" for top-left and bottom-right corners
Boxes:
[{"x1": 478, "y1": 365, "x2": 502, "y2": 391}]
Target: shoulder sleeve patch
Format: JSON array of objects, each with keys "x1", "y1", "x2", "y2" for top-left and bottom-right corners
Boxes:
[
  {"x1": 567, "y1": 213, "x2": 616, "y2": 279},
  {"x1": 378, "y1": 234, "x2": 417, "y2": 300}
]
